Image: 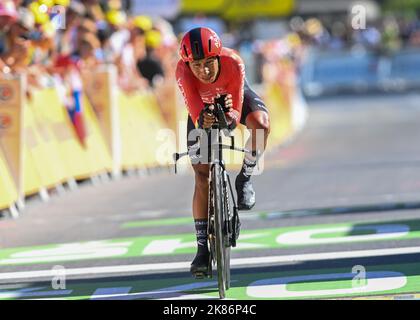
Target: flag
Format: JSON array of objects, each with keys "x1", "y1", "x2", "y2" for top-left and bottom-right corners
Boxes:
[{"x1": 68, "y1": 89, "x2": 87, "y2": 147}]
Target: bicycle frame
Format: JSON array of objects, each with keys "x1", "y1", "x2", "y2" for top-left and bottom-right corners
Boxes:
[{"x1": 173, "y1": 102, "x2": 261, "y2": 299}]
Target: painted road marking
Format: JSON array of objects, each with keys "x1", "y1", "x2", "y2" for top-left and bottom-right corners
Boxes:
[
  {"x1": 0, "y1": 241, "x2": 133, "y2": 265},
  {"x1": 1, "y1": 246, "x2": 420, "y2": 281},
  {"x1": 2, "y1": 219, "x2": 420, "y2": 266},
  {"x1": 89, "y1": 282, "x2": 219, "y2": 300},
  {"x1": 142, "y1": 233, "x2": 267, "y2": 255},
  {"x1": 276, "y1": 224, "x2": 410, "y2": 245},
  {"x1": 0, "y1": 287, "x2": 73, "y2": 299},
  {"x1": 247, "y1": 271, "x2": 407, "y2": 298},
  {"x1": 2, "y1": 262, "x2": 420, "y2": 300},
  {"x1": 90, "y1": 287, "x2": 132, "y2": 300}
]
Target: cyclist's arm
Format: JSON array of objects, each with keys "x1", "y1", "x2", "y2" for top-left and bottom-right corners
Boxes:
[
  {"x1": 225, "y1": 55, "x2": 245, "y2": 126},
  {"x1": 176, "y1": 62, "x2": 204, "y2": 126}
]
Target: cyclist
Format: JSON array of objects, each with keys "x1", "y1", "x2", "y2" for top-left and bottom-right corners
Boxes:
[{"x1": 175, "y1": 27, "x2": 270, "y2": 277}]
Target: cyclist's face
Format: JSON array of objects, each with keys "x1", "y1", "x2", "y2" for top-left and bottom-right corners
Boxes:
[{"x1": 189, "y1": 56, "x2": 219, "y2": 84}]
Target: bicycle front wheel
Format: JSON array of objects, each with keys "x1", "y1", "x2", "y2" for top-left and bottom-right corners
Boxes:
[{"x1": 212, "y1": 163, "x2": 230, "y2": 299}]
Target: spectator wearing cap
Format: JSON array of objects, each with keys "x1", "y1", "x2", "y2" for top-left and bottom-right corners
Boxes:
[
  {"x1": 151, "y1": 17, "x2": 178, "y2": 83},
  {"x1": 104, "y1": 10, "x2": 148, "y2": 93},
  {"x1": 76, "y1": 32, "x2": 101, "y2": 69},
  {"x1": 56, "y1": 1, "x2": 86, "y2": 56},
  {"x1": 0, "y1": 0, "x2": 17, "y2": 30},
  {"x1": 1, "y1": 0, "x2": 18, "y2": 73},
  {"x1": 96, "y1": 24, "x2": 116, "y2": 64},
  {"x1": 1, "y1": 7, "x2": 35, "y2": 73},
  {"x1": 136, "y1": 29, "x2": 164, "y2": 88},
  {"x1": 75, "y1": 18, "x2": 98, "y2": 49},
  {"x1": 84, "y1": 0, "x2": 105, "y2": 22},
  {"x1": 107, "y1": 9, "x2": 130, "y2": 57},
  {"x1": 128, "y1": 15, "x2": 152, "y2": 59}
]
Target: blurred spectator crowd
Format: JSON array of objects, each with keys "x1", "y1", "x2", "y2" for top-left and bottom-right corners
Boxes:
[
  {"x1": 0, "y1": 0, "x2": 179, "y2": 95},
  {"x1": 3, "y1": 0, "x2": 419, "y2": 102},
  {"x1": 289, "y1": 14, "x2": 420, "y2": 54}
]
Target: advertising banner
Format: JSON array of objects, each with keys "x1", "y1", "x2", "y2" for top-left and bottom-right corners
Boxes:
[
  {"x1": 0, "y1": 76, "x2": 25, "y2": 198},
  {"x1": 181, "y1": 0, "x2": 294, "y2": 19}
]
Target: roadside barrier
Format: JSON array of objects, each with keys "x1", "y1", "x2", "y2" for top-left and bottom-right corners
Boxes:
[
  {"x1": 0, "y1": 64, "x2": 307, "y2": 216},
  {"x1": 0, "y1": 76, "x2": 25, "y2": 210},
  {"x1": 264, "y1": 82, "x2": 294, "y2": 149},
  {"x1": 0, "y1": 148, "x2": 17, "y2": 212}
]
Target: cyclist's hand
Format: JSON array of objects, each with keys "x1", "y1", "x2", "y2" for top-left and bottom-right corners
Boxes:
[
  {"x1": 222, "y1": 94, "x2": 238, "y2": 126},
  {"x1": 224, "y1": 94, "x2": 233, "y2": 109},
  {"x1": 199, "y1": 105, "x2": 216, "y2": 129}
]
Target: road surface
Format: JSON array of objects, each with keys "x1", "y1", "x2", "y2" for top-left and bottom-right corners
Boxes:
[{"x1": 1, "y1": 92, "x2": 420, "y2": 300}]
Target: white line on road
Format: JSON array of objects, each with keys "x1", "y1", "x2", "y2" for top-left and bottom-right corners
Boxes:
[{"x1": 1, "y1": 246, "x2": 420, "y2": 281}]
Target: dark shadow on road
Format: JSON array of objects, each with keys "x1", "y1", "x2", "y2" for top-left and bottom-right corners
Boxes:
[
  {"x1": 252, "y1": 201, "x2": 420, "y2": 220},
  {"x1": 344, "y1": 218, "x2": 420, "y2": 237}
]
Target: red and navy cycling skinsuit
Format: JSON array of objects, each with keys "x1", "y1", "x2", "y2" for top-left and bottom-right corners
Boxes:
[{"x1": 176, "y1": 47, "x2": 269, "y2": 151}]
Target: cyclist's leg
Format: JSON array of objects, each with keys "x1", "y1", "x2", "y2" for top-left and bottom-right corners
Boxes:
[
  {"x1": 240, "y1": 80, "x2": 271, "y2": 154},
  {"x1": 191, "y1": 164, "x2": 211, "y2": 277},
  {"x1": 236, "y1": 80, "x2": 270, "y2": 210},
  {"x1": 192, "y1": 163, "x2": 210, "y2": 221},
  {"x1": 244, "y1": 110, "x2": 270, "y2": 153},
  {"x1": 187, "y1": 115, "x2": 211, "y2": 276},
  {"x1": 187, "y1": 115, "x2": 211, "y2": 220}
]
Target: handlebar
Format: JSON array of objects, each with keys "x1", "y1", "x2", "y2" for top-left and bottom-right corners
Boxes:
[
  {"x1": 173, "y1": 94, "x2": 261, "y2": 174},
  {"x1": 173, "y1": 138, "x2": 262, "y2": 174},
  {"x1": 200, "y1": 94, "x2": 232, "y2": 131}
]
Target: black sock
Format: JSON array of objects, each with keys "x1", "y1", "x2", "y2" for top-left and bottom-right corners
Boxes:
[
  {"x1": 238, "y1": 157, "x2": 257, "y2": 182},
  {"x1": 194, "y1": 219, "x2": 209, "y2": 255}
]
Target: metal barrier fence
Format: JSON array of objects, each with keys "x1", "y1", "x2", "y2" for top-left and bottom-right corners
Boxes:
[{"x1": 300, "y1": 46, "x2": 420, "y2": 97}]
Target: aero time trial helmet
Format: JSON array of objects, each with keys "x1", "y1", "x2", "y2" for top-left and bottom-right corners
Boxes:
[{"x1": 179, "y1": 27, "x2": 222, "y2": 62}]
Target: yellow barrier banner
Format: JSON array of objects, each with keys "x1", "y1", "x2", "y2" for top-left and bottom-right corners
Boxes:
[
  {"x1": 181, "y1": 0, "x2": 294, "y2": 19},
  {"x1": 154, "y1": 82, "x2": 179, "y2": 133},
  {"x1": 22, "y1": 142, "x2": 43, "y2": 196},
  {"x1": 141, "y1": 92, "x2": 173, "y2": 166},
  {"x1": 224, "y1": 0, "x2": 294, "y2": 19},
  {"x1": 0, "y1": 76, "x2": 25, "y2": 198},
  {"x1": 27, "y1": 91, "x2": 72, "y2": 187},
  {"x1": 81, "y1": 94, "x2": 113, "y2": 174},
  {"x1": 31, "y1": 87, "x2": 112, "y2": 181},
  {"x1": 264, "y1": 82, "x2": 293, "y2": 150},
  {"x1": 82, "y1": 66, "x2": 121, "y2": 176},
  {"x1": 37, "y1": 88, "x2": 93, "y2": 181},
  {"x1": 23, "y1": 98, "x2": 62, "y2": 192},
  {"x1": 118, "y1": 90, "x2": 170, "y2": 169},
  {"x1": 118, "y1": 90, "x2": 141, "y2": 169},
  {"x1": 0, "y1": 148, "x2": 17, "y2": 210},
  {"x1": 181, "y1": 0, "x2": 224, "y2": 14}
]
